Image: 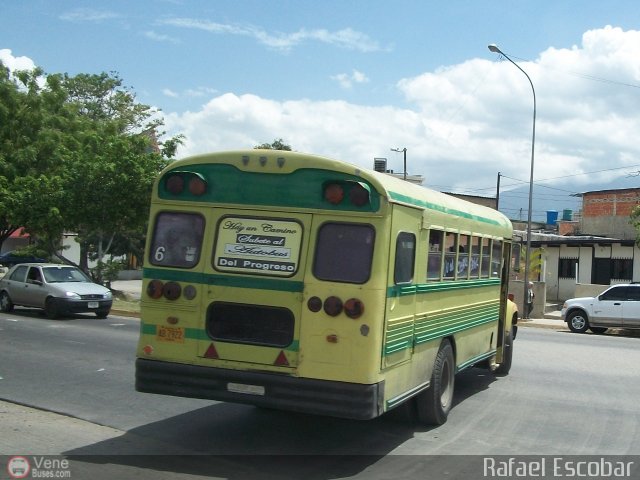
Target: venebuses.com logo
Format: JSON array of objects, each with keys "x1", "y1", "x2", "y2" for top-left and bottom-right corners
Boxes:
[
  {"x1": 5, "y1": 456, "x2": 71, "y2": 478},
  {"x1": 6, "y1": 457, "x2": 30, "y2": 479}
]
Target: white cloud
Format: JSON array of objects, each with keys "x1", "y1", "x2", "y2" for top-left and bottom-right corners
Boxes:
[
  {"x1": 0, "y1": 49, "x2": 37, "y2": 72},
  {"x1": 164, "y1": 26, "x2": 640, "y2": 205},
  {"x1": 156, "y1": 18, "x2": 385, "y2": 52},
  {"x1": 144, "y1": 30, "x2": 180, "y2": 44},
  {"x1": 331, "y1": 70, "x2": 370, "y2": 89},
  {"x1": 59, "y1": 8, "x2": 120, "y2": 23},
  {"x1": 162, "y1": 88, "x2": 179, "y2": 98}
]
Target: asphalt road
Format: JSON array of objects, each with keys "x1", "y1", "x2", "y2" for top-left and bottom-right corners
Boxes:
[{"x1": 1, "y1": 308, "x2": 640, "y2": 478}]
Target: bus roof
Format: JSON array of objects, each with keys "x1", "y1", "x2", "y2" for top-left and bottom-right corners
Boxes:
[{"x1": 163, "y1": 150, "x2": 512, "y2": 238}]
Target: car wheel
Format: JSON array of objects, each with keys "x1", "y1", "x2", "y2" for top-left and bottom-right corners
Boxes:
[
  {"x1": 567, "y1": 310, "x2": 589, "y2": 333},
  {"x1": 590, "y1": 327, "x2": 608, "y2": 334},
  {"x1": 495, "y1": 329, "x2": 513, "y2": 376},
  {"x1": 416, "y1": 339, "x2": 455, "y2": 425},
  {"x1": 95, "y1": 309, "x2": 109, "y2": 319},
  {"x1": 44, "y1": 298, "x2": 59, "y2": 319},
  {"x1": 0, "y1": 291, "x2": 14, "y2": 313}
]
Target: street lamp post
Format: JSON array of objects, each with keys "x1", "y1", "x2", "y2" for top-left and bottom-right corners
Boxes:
[
  {"x1": 391, "y1": 147, "x2": 407, "y2": 180},
  {"x1": 488, "y1": 43, "x2": 537, "y2": 318}
]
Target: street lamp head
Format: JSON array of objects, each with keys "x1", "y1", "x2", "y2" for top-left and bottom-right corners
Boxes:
[{"x1": 488, "y1": 44, "x2": 501, "y2": 54}]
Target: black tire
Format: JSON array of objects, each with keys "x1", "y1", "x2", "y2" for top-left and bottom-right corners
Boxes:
[
  {"x1": 416, "y1": 339, "x2": 455, "y2": 425},
  {"x1": 567, "y1": 310, "x2": 589, "y2": 333},
  {"x1": 590, "y1": 327, "x2": 608, "y2": 334},
  {"x1": 0, "y1": 291, "x2": 14, "y2": 313},
  {"x1": 44, "y1": 297, "x2": 59, "y2": 319},
  {"x1": 95, "y1": 309, "x2": 109, "y2": 319},
  {"x1": 495, "y1": 329, "x2": 513, "y2": 376}
]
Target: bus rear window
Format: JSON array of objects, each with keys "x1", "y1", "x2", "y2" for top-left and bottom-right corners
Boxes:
[
  {"x1": 313, "y1": 223, "x2": 374, "y2": 284},
  {"x1": 149, "y1": 212, "x2": 205, "y2": 268}
]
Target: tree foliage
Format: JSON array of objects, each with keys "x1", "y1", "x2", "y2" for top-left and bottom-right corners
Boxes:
[
  {"x1": 0, "y1": 62, "x2": 183, "y2": 282},
  {"x1": 254, "y1": 138, "x2": 292, "y2": 151}
]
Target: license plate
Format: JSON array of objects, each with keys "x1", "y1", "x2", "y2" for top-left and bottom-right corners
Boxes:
[
  {"x1": 157, "y1": 326, "x2": 185, "y2": 343},
  {"x1": 227, "y1": 382, "x2": 265, "y2": 396},
  {"x1": 88, "y1": 301, "x2": 99, "y2": 309}
]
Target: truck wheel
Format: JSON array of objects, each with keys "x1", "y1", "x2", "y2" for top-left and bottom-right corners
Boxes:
[
  {"x1": 567, "y1": 311, "x2": 589, "y2": 333},
  {"x1": 495, "y1": 329, "x2": 513, "y2": 376}
]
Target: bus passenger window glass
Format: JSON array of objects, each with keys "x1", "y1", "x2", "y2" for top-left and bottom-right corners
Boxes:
[
  {"x1": 150, "y1": 212, "x2": 205, "y2": 268},
  {"x1": 443, "y1": 232, "x2": 457, "y2": 279},
  {"x1": 491, "y1": 240, "x2": 503, "y2": 277},
  {"x1": 394, "y1": 232, "x2": 416, "y2": 284},
  {"x1": 480, "y1": 238, "x2": 490, "y2": 278},
  {"x1": 314, "y1": 223, "x2": 375, "y2": 284},
  {"x1": 457, "y1": 234, "x2": 470, "y2": 279},
  {"x1": 427, "y1": 230, "x2": 444, "y2": 281},
  {"x1": 470, "y1": 236, "x2": 480, "y2": 278}
]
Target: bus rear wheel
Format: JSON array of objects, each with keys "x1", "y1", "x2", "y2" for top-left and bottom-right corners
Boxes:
[{"x1": 416, "y1": 339, "x2": 454, "y2": 425}]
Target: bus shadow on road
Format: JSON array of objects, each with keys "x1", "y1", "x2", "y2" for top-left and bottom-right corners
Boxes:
[{"x1": 62, "y1": 369, "x2": 498, "y2": 478}]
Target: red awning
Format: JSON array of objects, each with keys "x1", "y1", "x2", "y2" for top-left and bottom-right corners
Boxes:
[{"x1": 9, "y1": 228, "x2": 30, "y2": 239}]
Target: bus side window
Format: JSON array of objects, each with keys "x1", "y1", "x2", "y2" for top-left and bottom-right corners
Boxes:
[
  {"x1": 394, "y1": 232, "x2": 416, "y2": 284},
  {"x1": 427, "y1": 229, "x2": 443, "y2": 281},
  {"x1": 457, "y1": 234, "x2": 470, "y2": 280},
  {"x1": 491, "y1": 240, "x2": 503, "y2": 277},
  {"x1": 470, "y1": 236, "x2": 480, "y2": 278},
  {"x1": 443, "y1": 232, "x2": 457, "y2": 280},
  {"x1": 480, "y1": 237, "x2": 491, "y2": 278}
]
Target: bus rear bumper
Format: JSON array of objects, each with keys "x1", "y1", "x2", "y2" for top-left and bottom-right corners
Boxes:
[{"x1": 135, "y1": 358, "x2": 384, "y2": 420}]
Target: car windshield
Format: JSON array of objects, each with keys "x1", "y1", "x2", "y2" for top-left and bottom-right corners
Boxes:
[{"x1": 42, "y1": 266, "x2": 91, "y2": 283}]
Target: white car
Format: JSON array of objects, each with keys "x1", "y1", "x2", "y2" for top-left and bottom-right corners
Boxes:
[
  {"x1": 561, "y1": 284, "x2": 640, "y2": 333},
  {"x1": 0, "y1": 263, "x2": 112, "y2": 319}
]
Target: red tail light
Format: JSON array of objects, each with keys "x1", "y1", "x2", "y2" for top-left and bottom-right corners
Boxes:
[
  {"x1": 165, "y1": 174, "x2": 184, "y2": 194},
  {"x1": 189, "y1": 176, "x2": 207, "y2": 196},
  {"x1": 147, "y1": 280, "x2": 164, "y2": 299},
  {"x1": 323, "y1": 296, "x2": 343, "y2": 316},
  {"x1": 324, "y1": 183, "x2": 344, "y2": 204},
  {"x1": 344, "y1": 298, "x2": 365, "y2": 319},
  {"x1": 162, "y1": 281, "x2": 182, "y2": 300},
  {"x1": 307, "y1": 296, "x2": 322, "y2": 312},
  {"x1": 349, "y1": 183, "x2": 370, "y2": 207}
]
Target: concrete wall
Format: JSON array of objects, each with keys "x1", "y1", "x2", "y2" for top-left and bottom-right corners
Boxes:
[{"x1": 574, "y1": 283, "x2": 609, "y2": 298}]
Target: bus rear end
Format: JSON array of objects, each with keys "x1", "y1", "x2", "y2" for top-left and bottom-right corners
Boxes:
[{"x1": 135, "y1": 150, "x2": 388, "y2": 419}]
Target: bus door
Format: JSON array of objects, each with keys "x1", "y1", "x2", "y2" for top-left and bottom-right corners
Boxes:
[
  {"x1": 382, "y1": 205, "x2": 421, "y2": 369},
  {"x1": 197, "y1": 210, "x2": 312, "y2": 370}
]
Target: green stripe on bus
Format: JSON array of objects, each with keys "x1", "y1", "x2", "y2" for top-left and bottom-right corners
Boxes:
[
  {"x1": 143, "y1": 268, "x2": 305, "y2": 293},
  {"x1": 383, "y1": 302, "x2": 499, "y2": 356},
  {"x1": 388, "y1": 191, "x2": 505, "y2": 226},
  {"x1": 387, "y1": 278, "x2": 500, "y2": 297}
]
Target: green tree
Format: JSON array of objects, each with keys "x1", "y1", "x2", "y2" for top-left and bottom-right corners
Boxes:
[
  {"x1": 0, "y1": 63, "x2": 183, "y2": 282},
  {"x1": 0, "y1": 62, "x2": 78, "y2": 253},
  {"x1": 254, "y1": 138, "x2": 292, "y2": 150},
  {"x1": 56, "y1": 71, "x2": 181, "y2": 280}
]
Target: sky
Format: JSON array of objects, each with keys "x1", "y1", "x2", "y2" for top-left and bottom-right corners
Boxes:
[{"x1": 2, "y1": 0, "x2": 640, "y2": 222}]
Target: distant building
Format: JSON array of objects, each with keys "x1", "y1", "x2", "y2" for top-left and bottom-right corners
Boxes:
[
  {"x1": 513, "y1": 187, "x2": 640, "y2": 301},
  {"x1": 575, "y1": 187, "x2": 640, "y2": 240}
]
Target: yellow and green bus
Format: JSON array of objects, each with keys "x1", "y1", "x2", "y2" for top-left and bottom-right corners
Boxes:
[{"x1": 135, "y1": 150, "x2": 518, "y2": 425}]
